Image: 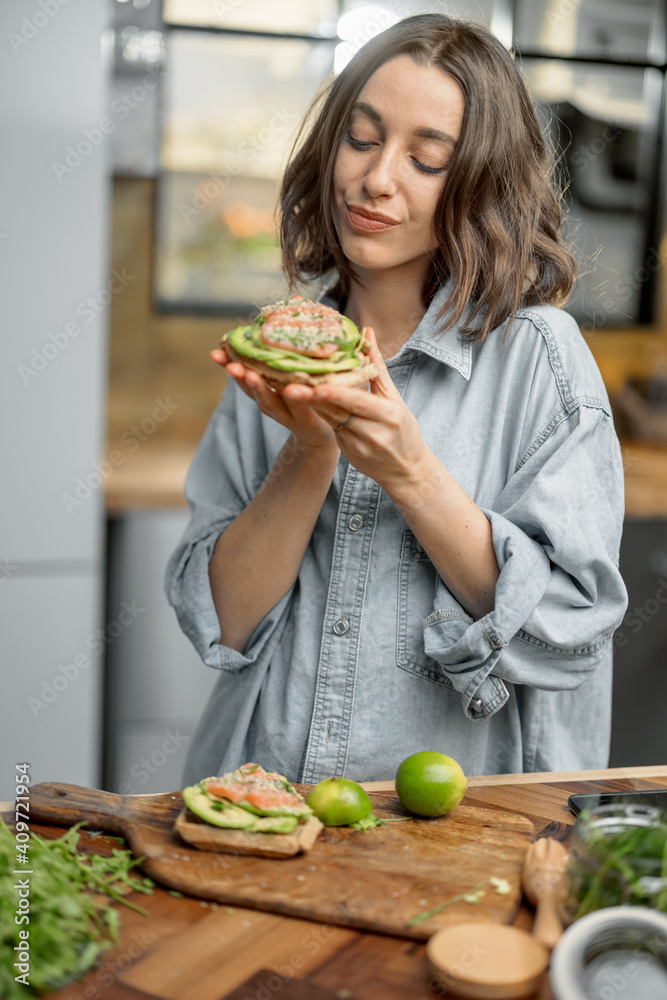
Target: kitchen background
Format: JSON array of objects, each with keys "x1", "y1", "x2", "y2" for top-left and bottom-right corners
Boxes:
[{"x1": 2, "y1": 0, "x2": 667, "y2": 802}]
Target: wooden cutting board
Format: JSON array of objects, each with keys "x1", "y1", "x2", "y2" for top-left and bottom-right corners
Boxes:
[{"x1": 28, "y1": 782, "x2": 533, "y2": 940}]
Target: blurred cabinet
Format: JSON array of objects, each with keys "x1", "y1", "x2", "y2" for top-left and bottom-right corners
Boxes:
[
  {"x1": 1, "y1": 577, "x2": 103, "y2": 792},
  {"x1": 104, "y1": 511, "x2": 217, "y2": 794},
  {"x1": 513, "y1": 0, "x2": 665, "y2": 62},
  {"x1": 111, "y1": 0, "x2": 165, "y2": 177},
  {"x1": 521, "y1": 58, "x2": 663, "y2": 329},
  {"x1": 609, "y1": 518, "x2": 667, "y2": 766}
]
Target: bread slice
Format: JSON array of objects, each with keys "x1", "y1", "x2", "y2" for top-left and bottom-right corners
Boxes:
[
  {"x1": 222, "y1": 335, "x2": 378, "y2": 389},
  {"x1": 175, "y1": 807, "x2": 324, "y2": 858}
]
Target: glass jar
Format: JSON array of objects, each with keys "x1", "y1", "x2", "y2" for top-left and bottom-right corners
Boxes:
[
  {"x1": 561, "y1": 802, "x2": 667, "y2": 926},
  {"x1": 551, "y1": 906, "x2": 667, "y2": 1000}
]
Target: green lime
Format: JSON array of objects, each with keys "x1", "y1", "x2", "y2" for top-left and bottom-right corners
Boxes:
[
  {"x1": 395, "y1": 751, "x2": 467, "y2": 817},
  {"x1": 306, "y1": 776, "x2": 373, "y2": 827}
]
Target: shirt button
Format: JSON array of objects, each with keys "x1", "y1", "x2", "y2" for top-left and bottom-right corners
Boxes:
[
  {"x1": 470, "y1": 697, "x2": 483, "y2": 713},
  {"x1": 348, "y1": 514, "x2": 364, "y2": 531},
  {"x1": 333, "y1": 617, "x2": 350, "y2": 636}
]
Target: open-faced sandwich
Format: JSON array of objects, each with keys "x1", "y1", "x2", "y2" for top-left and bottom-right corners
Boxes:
[
  {"x1": 175, "y1": 762, "x2": 323, "y2": 858},
  {"x1": 220, "y1": 295, "x2": 378, "y2": 388}
]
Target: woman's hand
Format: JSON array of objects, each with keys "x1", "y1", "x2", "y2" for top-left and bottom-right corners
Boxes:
[
  {"x1": 210, "y1": 347, "x2": 339, "y2": 452},
  {"x1": 304, "y1": 327, "x2": 430, "y2": 492}
]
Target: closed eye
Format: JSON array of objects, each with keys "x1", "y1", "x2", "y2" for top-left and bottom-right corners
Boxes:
[
  {"x1": 343, "y1": 134, "x2": 374, "y2": 151},
  {"x1": 411, "y1": 158, "x2": 448, "y2": 175},
  {"x1": 342, "y1": 132, "x2": 448, "y2": 176}
]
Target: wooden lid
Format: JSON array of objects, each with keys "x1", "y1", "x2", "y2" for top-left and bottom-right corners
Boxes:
[{"x1": 427, "y1": 923, "x2": 549, "y2": 999}]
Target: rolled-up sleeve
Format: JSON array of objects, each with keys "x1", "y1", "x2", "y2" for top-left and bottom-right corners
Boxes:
[
  {"x1": 163, "y1": 382, "x2": 294, "y2": 671},
  {"x1": 423, "y1": 401, "x2": 628, "y2": 721}
]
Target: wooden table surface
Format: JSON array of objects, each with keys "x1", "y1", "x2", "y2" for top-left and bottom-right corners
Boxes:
[{"x1": 7, "y1": 765, "x2": 667, "y2": 1000}]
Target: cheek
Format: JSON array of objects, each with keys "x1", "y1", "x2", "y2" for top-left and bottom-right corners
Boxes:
[
  {"x1": 332, "y1": 145, "x2": 355, "y2": 191},
  {"x1": 408, "y1": 180, "x2": 444, "y2": 236},
  {"x1": 331, "y1": 153, "x2": 348, "y2": 235}
]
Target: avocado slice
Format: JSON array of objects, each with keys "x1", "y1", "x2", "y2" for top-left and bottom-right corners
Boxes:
[
  {"x1": 248, "y1": 814, "x2": 299, "y2": 834},
  {"x1": 183, "y1": 784, "x2": 256, "y2": 829},
  {"x1": 182, "y1": 784, "x2": 299, "y2": 833},
  {"x1": 260, "y1": 355, "x2": 360, "y2": 374},
  {"x1": 234, "y1": 799, "x2": 312, "y2": 819}
]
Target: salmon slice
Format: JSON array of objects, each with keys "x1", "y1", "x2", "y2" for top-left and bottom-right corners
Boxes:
[
  {"x1": 205, "y1": 761, "x2": 308, "y2": 814},
  {"x1": 207, "y1": 781, "x2": 249, "y2": 802},
  {"x1": 237, "y1": 762, "x2": 268, "y2": 778},
  {"x1": 244, "y1": 788, "x2": 305, "y2": 810},
  {"x1": 261, "y1": 296, "x2": 344, "y2": 358}
]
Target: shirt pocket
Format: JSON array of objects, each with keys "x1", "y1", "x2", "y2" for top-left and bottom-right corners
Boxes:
[{"x1": 396, "y1": 529, "x2": 453, "y2": 687}]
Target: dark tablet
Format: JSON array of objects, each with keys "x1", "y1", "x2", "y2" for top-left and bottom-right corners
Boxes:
[{"x1": 568, "y1": 787, "x2": 667, "y2": 817}]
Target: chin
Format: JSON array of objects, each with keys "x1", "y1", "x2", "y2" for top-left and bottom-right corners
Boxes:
[{"x1": 339, "y1": 235, "x2": 403, "y2": 269}]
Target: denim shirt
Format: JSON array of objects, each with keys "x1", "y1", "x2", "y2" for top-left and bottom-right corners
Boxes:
[{"x1": 164, "y1": 280, "x2": 628, "y2": 784}]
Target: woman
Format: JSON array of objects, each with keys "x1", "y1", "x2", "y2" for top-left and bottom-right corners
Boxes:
[{"x1": 165, "y1": 14, "x2": 628, "y2": 784}]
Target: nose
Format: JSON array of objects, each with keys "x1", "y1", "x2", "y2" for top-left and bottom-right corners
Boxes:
[{"x1": 362, "y1": 144, "x2": 400, "y2": 199}]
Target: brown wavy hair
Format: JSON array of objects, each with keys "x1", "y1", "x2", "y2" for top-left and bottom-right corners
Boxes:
[{"x1": 278, "y1": 13, "x2": 576, "y2": 340}]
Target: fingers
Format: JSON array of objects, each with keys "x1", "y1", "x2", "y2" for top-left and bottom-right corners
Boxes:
[
  {"x1": 244, "y1": 370, "x2": 293, "y2": 422},
  {"x1": 363, "y1": 327, "x2": 401, "y2": 401},
  {"x1": 210, "y1": 349, "x2": 254, "y2": 399},
  {"x1": 243, "y1": 374, "x2": 332, "y2": 435},
  {"x1": 211, "y1": 344, "x2": 398, "y2": 441},
  {"x1": 213, "y1": 358, "x2": 336, "y2": 445},
  {"x1": 278, "y1": 384, "x2": 328, "y2": 422},
  {"x1": 210, "y1": 349, "x2": 256, "y2": 382},
  {"x1": 222, "y1": 362, "x2": 257, "y2": 401},
  {"x1": 313, "y1": 408, "x2": 353, "y2": 432},
  {"x1": 311, "y1": 383, "x2": 384, "y2": 421},
  {"x1": 280, "y1": 383, "x2": 312, "y2": 404},
  {"x1": 210, "y1": 348, "x2": 229, "y2": 367},
  {"x1": 222, "y1": 359, "x2": 280, "y2": 408},
  {"x1": 308, "y1": 398, "x2": 357, "y2": 429}
]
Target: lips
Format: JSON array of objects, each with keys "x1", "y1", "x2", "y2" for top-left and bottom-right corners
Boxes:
[{"x1": 346, "y1": 204, "x2": 400, "y2": 232}]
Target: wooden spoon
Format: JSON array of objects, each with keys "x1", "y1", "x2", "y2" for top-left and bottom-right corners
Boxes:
[
  {"x1": 427, "y1": 922, "x2": 549, "y2": 999},
  {"x1": 521, "y1": 837, "x2": 569, "y2": 953},
  {"x1": 426, "y1": 837, "x2": 570, "y2": 997}
]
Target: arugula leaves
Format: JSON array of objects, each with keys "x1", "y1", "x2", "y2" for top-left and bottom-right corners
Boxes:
[
  {"x1": 407, "y1": 879, "x2": 488, "y2": 927},
  {"x1": 570, "y1": 811, "x2": 667, "y2": 918},
  {"x1": 349, "y1": 812, "x2": 414, "y2": 831},
  {"x1": 0, "y1": 816, "x2": 153, "y2": 998}
]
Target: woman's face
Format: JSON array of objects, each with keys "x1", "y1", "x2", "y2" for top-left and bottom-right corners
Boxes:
[{"x1": 332, "y1": 54, "x2": 465, "y2": 278}]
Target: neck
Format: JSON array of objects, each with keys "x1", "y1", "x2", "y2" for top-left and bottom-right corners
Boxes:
[{"x1": 342, "y1": 259, "x2": 433, "y2": 359}]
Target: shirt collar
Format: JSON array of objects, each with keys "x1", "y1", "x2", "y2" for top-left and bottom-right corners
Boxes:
[
  {"x1": 319, "y1": 278, "x2": 473, "y2": 381},
  {"x1": 391, "y1": 280, "x2": 473, "y2": 380}
]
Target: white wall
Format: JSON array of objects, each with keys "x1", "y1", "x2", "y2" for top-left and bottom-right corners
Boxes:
[{"x1": 0, "y1": 0, "x2": 109, "y2": 799}]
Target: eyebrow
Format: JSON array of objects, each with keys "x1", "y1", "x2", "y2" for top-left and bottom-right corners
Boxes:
[{"x1": 351, "y1": 101, "x2": 458, "y2": 146}]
